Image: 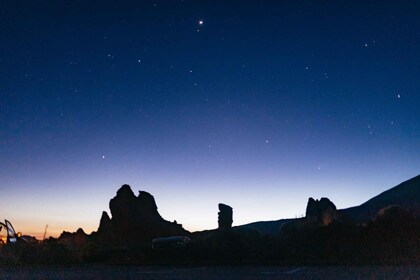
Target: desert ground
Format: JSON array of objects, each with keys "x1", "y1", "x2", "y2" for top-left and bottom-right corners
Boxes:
[{"x1": 0, "y1": 265, "x2": 418, "y2": 280}]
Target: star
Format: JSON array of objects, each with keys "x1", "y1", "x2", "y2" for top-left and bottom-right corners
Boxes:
[
  {"x1": 102, "y1": 155, "x2": 106, "y2": 159},
  {"x1": 198, "y1": 20, "x2": 204, "y2": 25},
  {"x1": 397, "y1": 94, "x2": 401, "y2": 99}
]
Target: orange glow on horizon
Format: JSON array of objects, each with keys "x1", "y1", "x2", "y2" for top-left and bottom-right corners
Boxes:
[{"x1": 11, "y1": 223, "x2": 98, "y2": 241}]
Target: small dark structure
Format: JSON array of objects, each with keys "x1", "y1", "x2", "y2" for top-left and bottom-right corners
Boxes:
[{"x1": 218, "y1": 203, "x2": 233, "y2": 229}]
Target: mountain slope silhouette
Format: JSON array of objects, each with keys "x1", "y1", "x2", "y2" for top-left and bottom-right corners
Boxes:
[
  {"x1": 342, "y1": 174, "x2": 420, "y2": 224},
  {"x1": 238, "y1": 174, "x2": 419, "y2": 234}
]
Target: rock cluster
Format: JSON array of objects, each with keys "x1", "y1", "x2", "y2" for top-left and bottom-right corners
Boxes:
[
  {"x1": 305, "y1": 197, "x2": 339, "y2": 226},
  {"x1": 218, "y1": 203, "x2": 233, "y2": 229},
  {"x1": 58, "y1": 228, "x2": 88, "y2": 251},
  {"x1": 96, "y1": 184, "x2": 188, "y2": 246}
]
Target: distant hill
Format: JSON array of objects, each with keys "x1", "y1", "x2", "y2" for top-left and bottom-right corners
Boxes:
[
  {"x1": 341, "y1": 174, "x2": 420, "y2": 224},
  {"x1": 237, "y1": 174, "x2": 420, "y2": 234},
  {"x1": 235, "y1": 218, "x2": 295, "y2": 235}
]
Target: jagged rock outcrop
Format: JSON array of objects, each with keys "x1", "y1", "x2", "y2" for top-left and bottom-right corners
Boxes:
[
  {"x1": 58, "y1": 228, "x2": 88, "y2": 250},
  {"x1": 98, "y1": 211, "x2": 111, "y2": 233},
  {"x1": 281, "y1": 197, "x2": 340, "y2": 233},
  {"x1": 218, "y1": 203, "x2": 233, "y2": 229},
  {"x1": 59, "y1": 228, "x2": 87, "y2": 239},
  {"x1": 96, "y1": 184, "x2": 189, "y2": 246},
  {"x1": 305, "y1": 197, "x2": 339, "y2": 226}
]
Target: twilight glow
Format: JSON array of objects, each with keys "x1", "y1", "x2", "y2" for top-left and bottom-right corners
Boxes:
[{"x1": 1, "y1": 1, "x2": 419, "y2": 239}]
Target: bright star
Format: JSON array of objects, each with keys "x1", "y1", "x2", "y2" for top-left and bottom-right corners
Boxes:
[{"x1": 198, "y1": 20, "x2": 204, "y2": 25}]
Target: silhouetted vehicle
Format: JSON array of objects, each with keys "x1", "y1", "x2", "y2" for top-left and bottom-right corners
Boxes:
[
  {"x1": 0, "y1": 219, "x2": 23, "y2": 244},
  {"x1": 152, "y1": 236, "x2": 191, "y2": 249}
]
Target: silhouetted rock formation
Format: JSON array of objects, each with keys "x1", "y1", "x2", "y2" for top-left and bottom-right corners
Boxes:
[
  {"x1": 218, "y1": 203, "x2": 233, "y2": 229},
  {"x1": 98, "y1": 211, "x2": 111, "y2": 232},
  {"x1": 59, "y1": 228, "x2": 87, "y2": 240},
  {"x1": 305, "y1": 197, "x2": 339, "y2": 226},
  {"x1": 96, "y1": 184, "x2": 189, "y2": 247},
  {"x1": 237, "y1": 175, "x2": 420, "y2": 235},
  {"x1": 278, "y1": 198, "x2": 339, "y2": 234},
  {"x1": 58, "y1": 228, "x2": 88, "y2": 255}
]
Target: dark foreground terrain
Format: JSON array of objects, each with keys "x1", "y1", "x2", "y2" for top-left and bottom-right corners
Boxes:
[{"x1": 0, "y1": 265, "x2": 418, "y2": 280}]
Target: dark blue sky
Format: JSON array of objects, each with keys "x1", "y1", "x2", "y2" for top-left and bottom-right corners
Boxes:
[{"x1": 1, "y1": 1, "x2": 419, "y2": 237}]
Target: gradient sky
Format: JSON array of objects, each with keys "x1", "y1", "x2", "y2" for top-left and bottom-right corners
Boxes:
[{"x1": 1, "y1": 1, "x2": 419, "y2": 239}]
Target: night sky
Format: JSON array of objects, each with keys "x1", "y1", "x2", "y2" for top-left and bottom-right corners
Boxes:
[{"x1": 1, "y1": 1, "x2": 419, "y2": 238}]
